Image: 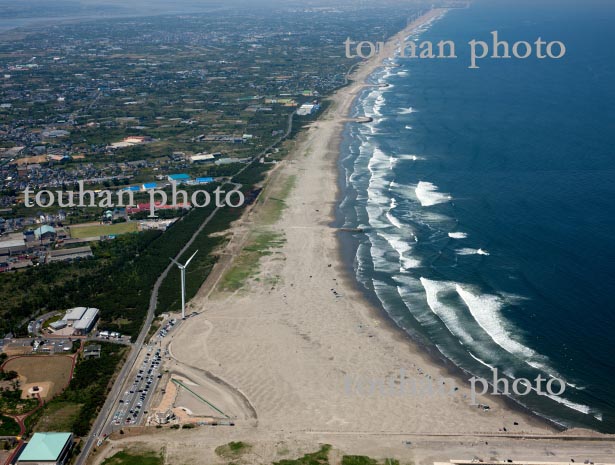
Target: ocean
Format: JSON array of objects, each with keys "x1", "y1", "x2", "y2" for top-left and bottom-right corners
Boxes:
[{"x1": 338, "y1": 0, "x2": 615, "y2": 432}]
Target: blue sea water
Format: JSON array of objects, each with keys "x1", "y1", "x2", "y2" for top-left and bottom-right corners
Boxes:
[{"x1": 338, "y1": 0, "x2": 615, "y2": 432}]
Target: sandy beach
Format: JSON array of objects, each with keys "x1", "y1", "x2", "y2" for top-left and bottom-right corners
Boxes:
[{"x1": 93, "y1": 9, "x2": 615, "y2": 465}]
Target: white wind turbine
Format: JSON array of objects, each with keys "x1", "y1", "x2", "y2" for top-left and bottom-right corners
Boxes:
[{"x1": 170, "y1": 250, "x2": 198, "y2": 319}]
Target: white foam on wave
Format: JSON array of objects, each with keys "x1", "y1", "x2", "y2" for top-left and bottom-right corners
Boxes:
[
  {"x1": 367, "y1": 146, "x2": 389, "y2": 173},
  {"x1": 507, "y1": 375, "x2": 594, "y2": 417},
  {"x1": 526, "y1": 360, "x2": 584, "y2": 392},
  {"x1": 386, "y1": 198, "x2": 403, "y2": 229},
  {"x1": 362, "y1": 89, "x2": 385, "y2": 121},
  {"x1": 366, "y1": 147, "x2": 401, "y2": 231},
  {"x1": 397, "y1": 71, "x2": 409, "y2": 77},
  {"x1": 398, "y1": 154, "x2": 420, "y2": 161},
  {"x1": 381, "y1": 232, "x2": 420, "y2": 270},
  {"x1": 455, "y1": 285, "x2": 580, "y2": 401},
  {"x1": 399, "y1": 106, "x2": 415, "y2": 115},
  {"x1": 386, "y1": 212, "x2": 402, "y2": 229},
  {"x1": 468, "y1": 351, "x2": 496, "y2": 370},
  {"x1": 457, "y1": 248, "x2": 490, "y2": 256},
  {"x1": 373, "y1": 92, "x2": 385, "y2": 117},
  {"x1": 521, "y1": 380, "x2": 594, "y2": 416},
  {"x1": 405, "y1": 125, "x2": 413, "y2": 130},
  {"x1": 415, "y1": 181, "x2": 451, "y2": 207},
  {"x1": 455, "y1": 284, "x2": 536, "y2": 359},
  {"x1": 420, "y1": 278, "x2": 475, "y2": 346},
  {"x1": 448, "y1": 232, "x2": 468, "y2": 239},
  {"x1": 544, "y1": 392, "x2": 592, "y2": 416}
]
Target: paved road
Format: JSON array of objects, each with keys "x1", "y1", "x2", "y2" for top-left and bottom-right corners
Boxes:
[{"x1": 76, "y1": 112, "x2": 295, "y2": 465}]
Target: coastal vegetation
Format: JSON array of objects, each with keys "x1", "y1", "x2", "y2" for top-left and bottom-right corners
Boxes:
[
  {"x1": 273, "y1": 445, "x2": 332, "y2": 465},
  {"x1": 215, "y1": 441, "x2": 252, "y2": 459},
  {"x1": 101, "y1": 450, "x2": 164, "y2": 465},
  {"x1": 219, "y1": 171, "x2": 296, "y2": 292},
  {"x1": 220, "y1": 231, "x2": 285, "y2": 292}
]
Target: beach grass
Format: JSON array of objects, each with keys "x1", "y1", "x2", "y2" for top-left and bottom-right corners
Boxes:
[
  {"x1": 341, "y1": 457, "x2": 379, "y2": 465},
  {"x1": 101, "y1": 450, "x2": 163, "y2": 465},
  {"x1": 273, "y1": 444, "x2": 331, "y2": 465},
  {"x1": 220, "y1": 231, "x2": 285, "y2": 291},
  {"x1": 215, "y1": 441, "x2": 252, "y2": 458},
  {"x1": 218, "y1": 170, "x2": 295, "y2": 292},
  {"x1": 271, "y1": 446, "x2": 402, "y2": 465},
  {"x1": 259, "y1": 174, "x2": 296, "y2": 225}
]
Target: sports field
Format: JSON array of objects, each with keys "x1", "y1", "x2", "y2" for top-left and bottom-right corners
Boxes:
[
  {"x1": 69, "y1": 222, "x2": 138, "y2": 238},
  {"x1": 3, "y1": 356, "x2": 74, "y2": 400}
]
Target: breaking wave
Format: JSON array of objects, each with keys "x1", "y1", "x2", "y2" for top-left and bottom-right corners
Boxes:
[{"x1": 415, "y1": 181, "x2": 452, "y2": 206}]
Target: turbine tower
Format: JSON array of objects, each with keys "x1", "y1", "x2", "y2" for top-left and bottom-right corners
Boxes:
[{"x1": 170, "y1": 250, "x2": 198, "y2": 319}]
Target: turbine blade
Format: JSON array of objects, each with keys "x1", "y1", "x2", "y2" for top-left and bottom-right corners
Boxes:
[
  {"x1": 169, "y1": 256, "x2": 183, "y2": 268},
  {"x1": 184, "y1": 250, "x2": 199, "y2": 268}
]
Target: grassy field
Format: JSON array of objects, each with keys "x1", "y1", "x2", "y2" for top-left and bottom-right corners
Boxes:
[
  {"x1": 101, "y1": 450, "x2": 164, "y2": 465},
  {"x1": 33, "y1": 401, "x2": 82, "y2": 432},
  {"x1": 69, "y1": 222, "x2": 138, "y2": 238},
  {"x1": 3, "y1": 355, "x2": 73, "y2": 400}
]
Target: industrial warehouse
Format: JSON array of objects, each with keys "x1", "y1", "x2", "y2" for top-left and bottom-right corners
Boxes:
[{"x1": 48, "y1": 307, "x2": 100, "y2": 336}]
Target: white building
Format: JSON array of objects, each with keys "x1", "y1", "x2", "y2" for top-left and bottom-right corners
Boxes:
[
  {"x1": 63, "y1": 307, "x2": 99, "y2": 335},
  {"x1": 64, "y1": 307, "x2": 87, "y2": 322},
  {"x1": 73, "y1": 308, "x2": 99, "y2": 335},
  {"x1": 189, "y1": 153, "x2": 216, "y2": 163}
]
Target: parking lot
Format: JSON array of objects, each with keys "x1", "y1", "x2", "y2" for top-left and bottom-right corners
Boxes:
[
  {"x1": 112, "y1": 345, "x2": 164, "y2": 426},
  {"x1": 110, "y1": 318, "x2": 177, "y2": 428}
]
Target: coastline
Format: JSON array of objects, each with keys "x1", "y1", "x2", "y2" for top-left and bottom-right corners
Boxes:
[
  {"x1": 330, "y1": 8, "x2": 614, "y2": 435},
  {"x1": 330, "y1": 12, "x2": 570, "y2": 433},
  {"x1": 123, "y1": 8, "x2": 615, "y2": 464},
  {"x1": 330, "y1": 8, "x2": 582, "y2": 433}
]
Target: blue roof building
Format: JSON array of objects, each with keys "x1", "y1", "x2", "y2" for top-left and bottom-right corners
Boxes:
[
  {"x1": 16, "y1": 432, "x2": 74, "y2": 465},
  {"x1": 124, "y1": 185, "x2": 141, "y2": 192},
  {"x1": 143, "y1": 182, "x2": 158, "y2": 190},
  {"x1": 196, "y1": 177, "x2": 214, "y2": 184},
  {"x1": 168, "y1": 173, "x2": 191, "y2": 182}
]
